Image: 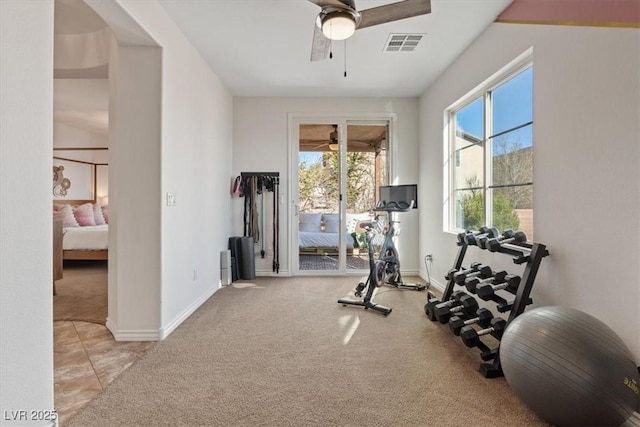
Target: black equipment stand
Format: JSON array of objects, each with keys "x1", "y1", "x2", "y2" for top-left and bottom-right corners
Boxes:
[
  {"x1": 239, "y1": 172, "x2": 280, "y2": 273},
  {"x1": 428, "y1": 228, "x2": 549, "y2": 378}
]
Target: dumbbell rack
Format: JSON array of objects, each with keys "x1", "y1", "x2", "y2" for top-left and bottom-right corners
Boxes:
[{"x1": 431, "y1": 231, "x2": 549, "y2": 378}]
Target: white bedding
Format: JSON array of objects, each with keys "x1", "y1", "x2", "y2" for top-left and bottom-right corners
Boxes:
[
  {"x1": 299, "y1": 231, "x2": 354, "y2": 249},
  {"x1": 63, "y1": 225, "x2": 108, "y2": 250}
]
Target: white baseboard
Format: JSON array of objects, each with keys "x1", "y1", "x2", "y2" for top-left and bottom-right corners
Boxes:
[
  {"x1": 256, "y1": 269, "x2": 290, "y2": 276},
  {"x1": 158, "y1": 286, "x2": 220, "y2": 340},
  {"x1": 255, "y1": 269, "x2": 423, "y2": 277},
  {"x1": 106, "y1": 318, "x2": 159, "y2": 341},
  {"x1": 401, "y1": 269, "x2": 419, "y2": 276},
  {"x1": 419, "y1": 271, "x2": 445, "y2": 293},
  {"x1": 105, "y1": 286, "x2": 220, "y2": 341}
]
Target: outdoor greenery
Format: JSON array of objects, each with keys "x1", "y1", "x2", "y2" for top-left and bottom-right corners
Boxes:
[
  {"x1": 458, "y1": 175, "x2": 520, "y2": 232},
  {"x1": 459, "y1": 190, "x2": 520, "y2": 232},
  {"x1": 350, "y1": 232, "x2": 368, "y2": 249},
  {"x1": 298, "y1": 151, "x2": 377, "y2": 213}
]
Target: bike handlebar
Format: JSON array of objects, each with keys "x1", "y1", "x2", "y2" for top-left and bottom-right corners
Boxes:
[{"x1": 373, "y1": 200, "x2": 414, "y2": 212}]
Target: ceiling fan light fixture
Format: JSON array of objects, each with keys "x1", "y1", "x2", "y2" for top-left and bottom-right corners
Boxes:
[
  {"x1": 328, "y1": 143, "x2": 339, "y2": 151},
  {"x1": 321, "y1": 10, "x2": 358, "y2": 40}
]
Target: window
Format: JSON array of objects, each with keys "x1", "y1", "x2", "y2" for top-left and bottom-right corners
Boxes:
[{"x1": 447, "y1": 54, "x2": 533, "y2": 240}]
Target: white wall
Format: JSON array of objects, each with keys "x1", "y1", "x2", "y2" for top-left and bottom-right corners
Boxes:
[
  {"x1": 110, "y1": 1, "x2": 234, "y2": 338},
  {"x1": 53, "y1": 123, "x2": 109, "y2": 202},
  {"x1": 52, "y1": 159, "x2": 94, "y2": 201},
  {"x1": 419, "y1": 23, "x2": 640, "y2": 360},
  {"x1": 53, "y1": 122, "x2": 108, "y2": 148},
  {"x1": 233, "y1": 97, "x2": 420, "y2": 275},
  {"x1": 107, "y1": 41, "x2": 163, "y2": 339},
  {"x1": 0, "y1": 1, "x2": 55, "y2": 424}
]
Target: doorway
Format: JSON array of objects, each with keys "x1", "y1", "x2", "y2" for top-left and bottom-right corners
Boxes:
[
  {"x1": 53, "y1": 0, "x2": 111, "y2": 323},
  {"x1": 291, "y1": 117, "x2": 392, "y2": 275}
]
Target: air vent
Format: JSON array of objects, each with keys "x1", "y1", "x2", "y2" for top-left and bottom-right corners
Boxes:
[{"x1": 383, "y1": 34, "x2": 424, "y2": 52}]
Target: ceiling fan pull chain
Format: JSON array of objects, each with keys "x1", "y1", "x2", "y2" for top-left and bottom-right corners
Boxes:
[
  {"x1": 329, "y1": 22, "x2": 333, "y2": 59},
  {"x1": 344, "y1": 39, "x2": 347, "y2": 77}
]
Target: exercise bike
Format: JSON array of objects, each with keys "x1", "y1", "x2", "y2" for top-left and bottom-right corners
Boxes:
[
  {"x1": 337, "y1": 200, "x2": 426, "y2": 315},
  {"x1": 373, "y1": 201, "x2": 426, "y2": 292}
]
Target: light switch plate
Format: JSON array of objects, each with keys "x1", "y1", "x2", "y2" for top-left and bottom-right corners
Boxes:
[{"x1": 166, "y1": 192, "x2": 176, "y2": 206}]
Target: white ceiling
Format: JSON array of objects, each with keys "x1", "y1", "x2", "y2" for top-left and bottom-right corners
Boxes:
[
  {"x1": 53, "y1": 0, "x2": 513, "y2": 134},
  {"x1": 157, "y1": 0, "x2": 513, "y2": 97}
]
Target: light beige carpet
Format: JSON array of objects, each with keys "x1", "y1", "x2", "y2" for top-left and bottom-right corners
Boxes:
[
  {"x1": 54, "y1": 260, "x2": 107, "y2": 325},
  {"x1": 68, "y1": 276, "x2": 548, "y2": 427}
]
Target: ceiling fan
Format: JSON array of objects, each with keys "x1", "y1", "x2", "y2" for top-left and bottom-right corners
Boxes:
[
  {"x1": 307, "y1": 125, "x2": 339, "y2": 151},
  {"x1": 308, "y1": 0, "x2": 431, "y2": 61},
  {"x1": 302, "y1": 124, "x2": 385, "y2": 152}
]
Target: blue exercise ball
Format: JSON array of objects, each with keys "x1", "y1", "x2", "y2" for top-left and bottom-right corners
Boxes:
[{"x1": 500, "y1": 306, "x2": 639, "y2": 426}]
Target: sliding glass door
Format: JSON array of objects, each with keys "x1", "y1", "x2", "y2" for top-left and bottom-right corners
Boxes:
[{"x1": 292, "y1": 118, "x2": 390, "y2": 275}]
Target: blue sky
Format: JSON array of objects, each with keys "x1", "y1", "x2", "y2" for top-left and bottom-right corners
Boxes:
[
  {"x1": 299, "y1": 151, "x2": 322, "y2": 164},
  {"x1": 456, "y1": 66, "x2": 533, "y2": 153}
]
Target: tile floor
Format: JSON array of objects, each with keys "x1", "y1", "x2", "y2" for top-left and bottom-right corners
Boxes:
[{"x1": 54, "y1": 321, "x2": 155, "y2": 426}]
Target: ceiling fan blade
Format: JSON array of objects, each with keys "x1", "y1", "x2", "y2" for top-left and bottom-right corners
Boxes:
[
  {"x1": 358, "y1": 0, "x2": 431, "y2": 30},
  {"x1": 312, "y1": 142, "x2": 330, "y2": 150},
  {"x1": 307, "y1": 0, "x2": 354, "y2": 8},
  {"x1": 310, "y1": 22, "x2": 331, "y2": 62}
]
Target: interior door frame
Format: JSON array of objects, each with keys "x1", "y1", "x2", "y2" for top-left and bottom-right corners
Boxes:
[{"x1": 287, "y1": 113, "x2": 398, "y2": 276}]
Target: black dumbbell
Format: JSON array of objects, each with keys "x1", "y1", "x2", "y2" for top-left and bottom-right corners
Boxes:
[
  {"x1": 424, "y1": 290, "x2": 465, "y2": 321},
  {"x1": 476, "y1": 274, "x2": 521, "y2": 300},
  {"x1": 434, "y1": 294, "x2": 479, "y2": 324},
  {"x1": 445, "y1": 268, "x2": 461, "y2": 281},
  {"x1": 449, "y1": 308, "x2": 494, "y2": 336},
  {"x1": 478, "y1": 230, "x2": 514, "y2": 250},
  {"x1": 445, "y1": 262, "x2": 477, "y2": 282},
  {"x1": 456, "y1": 227, "x2": 494, "y2": 245},
  {"x1": 487, "y1": 231, "x2": 527, "y2": 252},
  {"x1": 446, "y1": 261, "x2": 484, "y2": 282},
  {"x1": 460, "y1": 317, "x2": 507, "y2": 347},
  {"x1": 464, "y1": 271, "x2": 507, "y2": 294},
  {"x1": 464, "y1": 227, "x2": 499, "y2": 246},
  {"x1": 456, "y1": 230, "x2": 472, "y2": 245},
  {"x1": 453, "y1": 264, "x2": 492, "y2": 285},
  {"x1": 424, "y1": 291, "x2": 439, "y2": 320}
]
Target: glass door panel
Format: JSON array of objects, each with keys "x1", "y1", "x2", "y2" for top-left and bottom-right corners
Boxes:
[
  {"x1": 298, "y1": 124, "x2": 341, "y2": 272},
  {"x1": 345, "y1": 123, "x2": 388, "y2": 271}
]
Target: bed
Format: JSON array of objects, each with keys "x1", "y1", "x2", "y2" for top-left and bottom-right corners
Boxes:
[
  {"x1": 54, "y1": 200, "x2": 109, "y2": 260},
  {"x1": 298, "y1": 212, "x2": 372, "y2": 254}
]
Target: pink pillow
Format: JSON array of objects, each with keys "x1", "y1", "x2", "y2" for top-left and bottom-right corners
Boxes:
[
  {"x1": 101, "y1": 205, "x2": 109, "y2": 224},
  {"x1": 53, "y1": 204, "x2": 79, "y2": 228},
  {"x1": 73, "y1": 203, "x2": 96, "y2": 226},
  {"x1": 93, "y1": 203, "x2": 106, "y2": 225}
]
